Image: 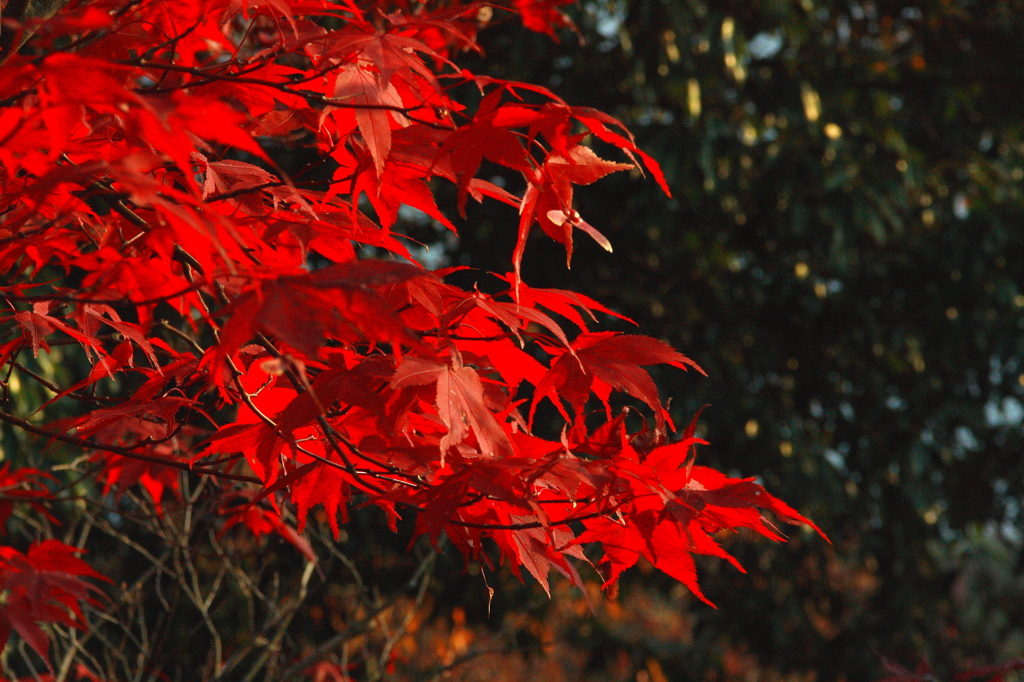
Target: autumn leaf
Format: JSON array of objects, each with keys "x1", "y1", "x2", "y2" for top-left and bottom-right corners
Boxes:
[
  {"x1": 514, "y1": 145, "x2": 633, "y2": 288},
  {"x1": 0, "y1": 465, "x2": 55, "y2": 532},
  {"x1": 530, "y1": 332, "x2": 704, "y2": 431},
  {"x1": 332, "y1": 63, "x2": 401, "y2": 179},
  {"x1": 0, "y1": 541, "x2": 109, "y2": 667},
  {"x1": 212, "y1": 260, "x2": 429, "y2": 373},
  {"x1": 392, "y1": 356, "x2": 515, "y2": 463},
  {"x1": 514, "y1": 0, "x2": 577, "y2": 39},
  {"x1": 219, "y1": 494, "x2": 317, "y2": 563},
  {"x1": 438, "y1": 89, "x2": 533, "y2": 215}
]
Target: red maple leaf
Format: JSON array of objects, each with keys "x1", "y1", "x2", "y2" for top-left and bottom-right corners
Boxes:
[
  {"x1": 530, "y1": 332, "x2": 704, "y2": 433},
  {"x1": 0, "y1": 541, "x2": 109, "y2": 668},
  {"x1": 515, "y1": 145, "x2": 633, "y2": 285},
  {"x1": 0, "y1": 466, "x2": 55, "y2": 532},
  {"x1": 391, "y1": 354, "x2": 515, "y2": 463},
  {"x1": 513, "y1": 0, "x2": 577, "y2": 39}
]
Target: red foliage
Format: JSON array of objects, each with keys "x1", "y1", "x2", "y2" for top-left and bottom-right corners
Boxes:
[
  {"x1": 0, "y1": 0, "x2": 825, "y2": 670},
  {"x1": 0, "y1": 542, "x2": 109, "y2": 666}
]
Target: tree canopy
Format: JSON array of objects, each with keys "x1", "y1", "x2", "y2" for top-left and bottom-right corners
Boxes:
[
  {"x1": 0, "y1": 0, "x2": 831, "y2": 680},
  {"x1": 1, "y1": 1, "x2": 1023, "y2": 682}
]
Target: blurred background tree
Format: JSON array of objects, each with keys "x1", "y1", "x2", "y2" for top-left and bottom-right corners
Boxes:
[{"x1": 407, "y1": 1, "x2": 1024, "y2": 680}]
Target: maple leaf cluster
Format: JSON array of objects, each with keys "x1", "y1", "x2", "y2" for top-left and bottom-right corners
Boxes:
[
  {"x1": 0, "y1": 0, "x2": 825, "y2": 672},
  {"x1": 0, "y1": 541, "x2": 109, "y2": 667}
]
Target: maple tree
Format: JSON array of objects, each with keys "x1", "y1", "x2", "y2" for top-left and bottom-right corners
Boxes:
[{"x1": 0, "y1": 0, "x2": 826, "y2": 678}]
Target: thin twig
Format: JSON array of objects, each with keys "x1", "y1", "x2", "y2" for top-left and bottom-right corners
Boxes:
[{"x1": 277, "y1": 549, "x2": 438, "y2": 680}]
